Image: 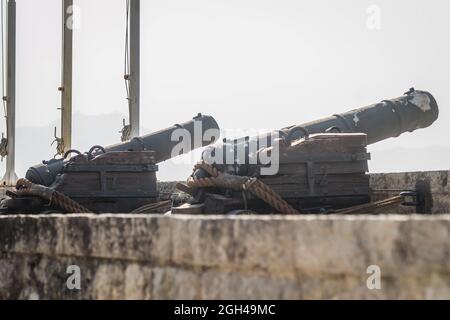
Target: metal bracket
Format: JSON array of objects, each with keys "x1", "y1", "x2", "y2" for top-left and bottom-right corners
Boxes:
[
  {"x1": 119, "y1": 118, "x2": 131, "y2": 142},
  {"x1": 400, "y1": 190, "x2": 419, "y2": 206},
  {"x1": 51, "y1": 126, "x2": 65, "y2": 157}
]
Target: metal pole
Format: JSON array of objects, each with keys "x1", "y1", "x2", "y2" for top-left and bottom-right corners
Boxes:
[
  {"x1": 1, "y1": 0, "x2": 17, "y2": 186},
  {"x1": 129, "y1": 0, "x2": 140, "y2": 138},
  {"x1": 60, "y1": 0, "x2": 73, "y2": 153}
]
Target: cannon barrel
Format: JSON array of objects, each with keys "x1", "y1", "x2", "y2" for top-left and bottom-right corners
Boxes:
[
  {"x1": 26, "y1": 114, "x2": 220, "y2": 186},
  {"x1": 281, "y1": 88, "x2": 439, "y2": 145},
  {"x1": 202, "y1": 89, "x2": 439, "y2": 168}
]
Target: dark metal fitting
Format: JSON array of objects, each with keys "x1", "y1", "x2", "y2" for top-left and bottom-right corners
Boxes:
[
  {"x1": 87, "y1": 145, "x2": 106, "y2": 159},
  {"x1": 286, "y1": 126, "x2": 310, "y2": 144},
  {"x1": 63, "y1": 149, "x2": 83, "y2": 160},
  {"x1": 400, "y1": 190, "x2": 419, "y2": 206},
  {"x1": 325, "y1": 126, "x2": 342, "y2": 133},
  {"x1": 404, "y1": 87, "x2": 416, "y2": 95}
]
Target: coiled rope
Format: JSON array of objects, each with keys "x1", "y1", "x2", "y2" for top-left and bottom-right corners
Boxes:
[
  {"x1": 187, "y1": 161, "x2": 300, "y2": 215},
  {"x1": 15, "y1": 178, "x2": 91, "y2": 213}
]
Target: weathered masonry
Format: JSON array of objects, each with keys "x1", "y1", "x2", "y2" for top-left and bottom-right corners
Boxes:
[{"x1": 0, "y1": 171, "x2": 449, "y2": 300}]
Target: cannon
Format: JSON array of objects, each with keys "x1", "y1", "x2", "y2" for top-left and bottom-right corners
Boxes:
[
  {"x1": 280, "y1": 88, "x2": 438, "y2": 145},
  {"x1": 203, "y1": 88, "x2": 438, "y2": 168},
  {"x1": 1, "y1": 88, "x2": 440, "y2": 214},
  {"x1": 1, "y1": 114, "x2": 220, "y2": 213},
  {"x1": 180, "y1": 88, "x2": 439, "y2": 214},
  {"x1": 26, "y1": 113, "x2": 220, "y2": 187}
]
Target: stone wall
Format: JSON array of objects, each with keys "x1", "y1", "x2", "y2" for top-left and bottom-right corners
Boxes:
[
  {"x1": 0, "y1": 171, "x2": 449, "y2": 300},
  {"x1": 1, "y1": 214, "x2": 450, "y2": 300},
  {"x1": 370, "y1": 170, "x2": 450, "y2": 213}
]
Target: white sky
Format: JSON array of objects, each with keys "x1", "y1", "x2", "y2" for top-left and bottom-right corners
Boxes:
[{"x1": 1, "y1": 0, "x2": 449, "y2": 179}]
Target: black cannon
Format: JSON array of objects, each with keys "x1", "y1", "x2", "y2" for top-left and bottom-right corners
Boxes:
[
  {"x1": 280, "y1": 88, "x2": 438, "y2": 145},
  {"x1": 26, "y1": 113, "x2": 220, "y2": 186},
  {"x1": 205, "y1": 88, "x2": 438, "y2": 167},
  {"x1": 181, "y1": 88, "x2": 439, "y2": 214},
  {"x1": 2, "y1": 114, "x2": 220, "y2": 213}
]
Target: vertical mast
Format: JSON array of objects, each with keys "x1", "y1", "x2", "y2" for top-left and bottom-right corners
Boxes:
[
  {"x1": 1, "y1": 0, "x2": 17, "y2": 186},
  {"x1": 59, "y1": 0, "x2": 73, "y2": 154},
  {"x1": 129, "y1": 0, "x2": 140, "y2": 138}
]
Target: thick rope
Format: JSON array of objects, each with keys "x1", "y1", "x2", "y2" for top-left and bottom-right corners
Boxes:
[
  {"x1": 188, "y1": 161, "x2": 300, "y2": 215},
  {"x1": 194, "y1": 161, "x2": 221, "y2": 178},
  {"x1": 334, "y1": 195, "x2": 403, "y2": 215},
  {"x1": 130, "y1": 200, "x2": 172, "y2": 214},
  {"x1": 50, "y1": 191, "x2": 92, "y2": 213},
  {"x1": 15, "y1": 178, "x2": 91, "y2": 213}
]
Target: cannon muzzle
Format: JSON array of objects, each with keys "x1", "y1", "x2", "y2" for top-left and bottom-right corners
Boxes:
[{"x1": 282, "y1": 88, "x2": 438, "y2": 145}]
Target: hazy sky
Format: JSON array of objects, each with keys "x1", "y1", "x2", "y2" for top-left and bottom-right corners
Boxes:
[{"x1": 1, "y1": 0, "x2": 449, "y2": 180}]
